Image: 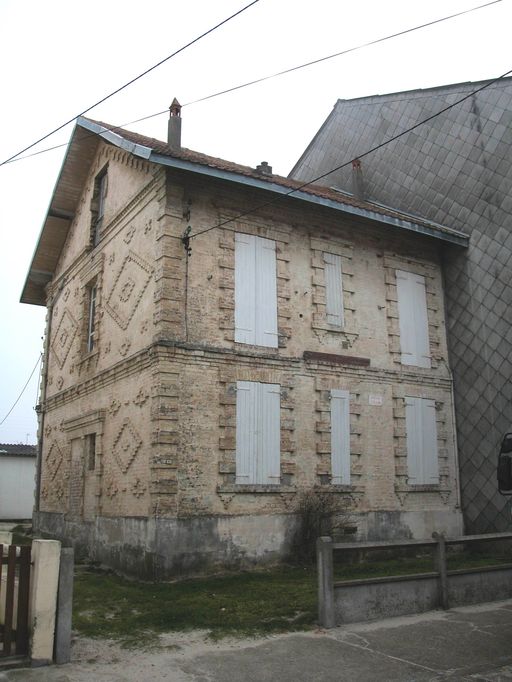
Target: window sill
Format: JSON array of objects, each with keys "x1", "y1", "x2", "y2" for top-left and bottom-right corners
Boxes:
[{"x1": 217, "y1": 484, "x2": 296, "y2": 494}]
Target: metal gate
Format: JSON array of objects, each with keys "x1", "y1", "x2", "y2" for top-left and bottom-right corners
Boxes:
[{"x1": 0, "y1": 544, "x2": 31, "y2": 659}]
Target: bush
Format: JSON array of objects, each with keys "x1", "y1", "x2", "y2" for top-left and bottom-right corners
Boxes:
[{"x1": 291, "y1": 489, "x2": 352, "y2": 564}]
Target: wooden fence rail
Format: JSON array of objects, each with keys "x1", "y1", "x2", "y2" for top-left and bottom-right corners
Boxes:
[{"x1": 0, "y1": 544, "x2": 31, "y2": 659}]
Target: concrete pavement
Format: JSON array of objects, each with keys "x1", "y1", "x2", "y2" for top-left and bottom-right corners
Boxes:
[{"x1": 2, "y1": 600, "x2": 512, "y2": 681}]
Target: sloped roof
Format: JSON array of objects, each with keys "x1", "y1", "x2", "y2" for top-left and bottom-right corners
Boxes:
[
  {"x1": 21, "y1": 116, "x2": 468, "y2": 306},
  {"x1": 0, "y1": 444, "x2": 37, "y2": 457}
]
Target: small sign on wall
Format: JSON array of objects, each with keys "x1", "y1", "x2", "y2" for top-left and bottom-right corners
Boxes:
[{"x1": 369, "y1": 394, "x2": 383, "y2": 406}]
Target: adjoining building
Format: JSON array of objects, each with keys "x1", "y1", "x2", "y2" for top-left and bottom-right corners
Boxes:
[
  {"x1": 0, "y1": 444, "x2": 37, "y2": 520},
  {"x1": 22, "y1": 105, "x2": 467, "y2": 577},
  {"x1": 290, "y1": 77, "x2": 512, "y2": 534}
]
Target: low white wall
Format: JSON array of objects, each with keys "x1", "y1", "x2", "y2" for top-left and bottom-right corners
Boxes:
[{"x1": 0, "y1": 456, "x2": 36, "y2": 519}]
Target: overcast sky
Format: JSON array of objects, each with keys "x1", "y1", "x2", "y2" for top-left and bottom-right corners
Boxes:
[{"x1": 0, "y1": 0, "x2": 510, "y2": 445}]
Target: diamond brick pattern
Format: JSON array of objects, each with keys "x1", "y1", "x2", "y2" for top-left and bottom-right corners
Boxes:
[{"x1": 291, "y1": 77, "x2": 512, "y2": 533}]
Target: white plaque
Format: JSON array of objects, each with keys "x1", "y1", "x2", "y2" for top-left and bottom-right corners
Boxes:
[{"x1": 369, "y1": 394, "x2": 383, "y2": 406}]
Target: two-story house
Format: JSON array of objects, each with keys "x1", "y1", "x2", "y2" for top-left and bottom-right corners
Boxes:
[{"x1": 22, "y1": 105, "x2": 468, "y2": 577}]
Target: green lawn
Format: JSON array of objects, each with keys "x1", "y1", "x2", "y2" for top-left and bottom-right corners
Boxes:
[{"x1": 73, "y1": 550, "x2": 512, "y2": 646}]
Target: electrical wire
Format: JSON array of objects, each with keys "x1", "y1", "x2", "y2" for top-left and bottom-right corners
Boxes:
[
  {"x1": 184, "y1": 0, "x2": 503, "y2": 107},
  {"x1": 0, "y1": 0, "x2": 261, "y2": 167},
  {"x1": 2, "y1": 0, "x2": 502, "y2": 166},
  {"x1": 188, "y1": 68, "x2": 512, "y2": 241},
  {"x1": 0, "y1": 354, "x2": 42, "y2": 427}
]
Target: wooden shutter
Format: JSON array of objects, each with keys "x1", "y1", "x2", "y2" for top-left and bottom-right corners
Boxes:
[
  {"x1": 236, "y1": 381, "x2": 280, "y2": 484},
  {"x1": 258, "y1": 383, "x2": 281, "y2": 484},
  {"x1": 255, "y1": 237, "x2": 278, "y2": 347},
  {"x1": 405, "y1": 397, "x2": 439, "y2": 484},
  {"x1": 396, "y1": 270, "x2": 431, "y2": 368},
  {"x1": 236, "y1": 381, "x2": 257, "y2": 483},
  {"x1": 235, "y1": 234, "x2": 257, "y2": 344},
  {"x1": 235, "y1": 234, "x2": 278, "y2": 348},
  {"x1": 330, "y1": 389, "x2": 350, "y2": 485},
  {"x1": 324, "y1": 253, "x2": 344, "y2": 327}
]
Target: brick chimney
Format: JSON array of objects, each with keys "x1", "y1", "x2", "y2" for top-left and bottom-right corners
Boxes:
[{"x1": 168, "y1": 98, "x2": 182, "y2": 152}]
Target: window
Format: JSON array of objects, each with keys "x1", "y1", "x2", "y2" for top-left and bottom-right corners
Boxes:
[
  {"x1": 395, "y1": 270, "x2": 430, "y2": 368},
  {"x1": 330, "y1": 389, "x2": 350, "y2": 485},
  {"x1": 85, "y1": 433, "x2": 96, "y2": 471},
  {"x1": 236, "y1": 381, "x2": 280, "y2": 484},
  {"x1": 91, "y1": 167, "x2": 108, "y2": 246},
  {"x1": 405, "y1": 397, "x2": 439, "y2": 485},
  {"x1": 87, "y1": 285, "x2": 97, "y2": 352},
  {"x1": 235, "y1": 233, "x2": 278, "y2": 347},
  {"x1": 324, "y1": 253, "x2": 344, "y2": 328}
]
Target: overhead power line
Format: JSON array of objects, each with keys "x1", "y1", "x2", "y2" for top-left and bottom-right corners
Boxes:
[
  {"x1": 185, "y1": 0, "x2": 503, "y2": 107},
  {"x1": 188, "y1": 68, "x2": 512, "y2": 241},
  {"x1": 0, "y1": 354, "x2": 42, "y2": 427},
  {"x1": 3, "y1": 0, "x2": 502, "y2": 166},
  {"x1": 0, "y1": 0, "x2": 261, "y2": 167}
]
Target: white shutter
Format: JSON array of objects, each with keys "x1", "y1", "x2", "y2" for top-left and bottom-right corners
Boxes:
[
  {"x1": 255, "y1": 237, "x2": 278, "y2": 348},
  {"x1": 236, "y1": 381, "x2": 280, "y2": 484},
  {"x1": 258, "y1": 383, "x2": 281, "y2": 484},
  {"x1": 422, "y1": 399, "x2": 439, "y2": 484},
  {"x1": 236, "y1": 381, "x2": 257, "y2": 483},
  {"x1": 396, "y1": 270, "x2": 431, "y2": 368},
  {"x1": 235, "y1": 234, "x2": 278, "y2": 348},
  {"x1": 330, "y1": 389, "x2": 350, "y2": 485},
  {"x1": 235, "y1": 234, "x2": 256, "y2": 344},
  {"x1": 324, "y1": 253, "x2": 344, "y2": 328},
  {"x1": 405, "y1": 397, "x2": 439, "y2": 484}
]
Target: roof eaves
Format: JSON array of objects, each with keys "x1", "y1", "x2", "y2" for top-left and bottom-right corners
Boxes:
[
  {"x1": 77, "y1": 117, "x2": 152, "y2": 159},
  {"x1": 150, "y1": 152, "x2": 468, "y2": 247}
]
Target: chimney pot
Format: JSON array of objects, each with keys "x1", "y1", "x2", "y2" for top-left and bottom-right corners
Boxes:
[
  {"x1": 256, "y1": 161, "x2": 272, "y2": 176},
  {"x1": 168, "y1": 98, "x2": 182, "y2": 151},
  {"x1": 351, "y1": 158, "x2": 365, "y2": 200}
]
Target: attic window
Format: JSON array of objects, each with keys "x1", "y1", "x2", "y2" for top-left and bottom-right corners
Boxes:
[{"x1": 90, "y1": 166, "x2": 108, "y2": 246}]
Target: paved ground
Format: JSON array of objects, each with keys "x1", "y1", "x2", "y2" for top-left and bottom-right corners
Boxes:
[{"x1": 2, "y1": 600, "x2": 512, "y2": 681}]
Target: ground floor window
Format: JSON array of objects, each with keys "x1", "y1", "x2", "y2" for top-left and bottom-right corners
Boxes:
[{"x1": 236, "y1": 381, "x2": 280, "y2": 485}]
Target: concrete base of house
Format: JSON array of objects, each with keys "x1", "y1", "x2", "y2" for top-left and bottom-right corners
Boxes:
[{"x1": 33, "y1": 508, "x2": 464, "y2": 579}]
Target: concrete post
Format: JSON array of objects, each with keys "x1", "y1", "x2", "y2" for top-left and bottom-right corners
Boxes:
[
  {"x1": 317, "y1": 536, "x2": 336, "y2": 628},
  {"x1": 55, "y1": 548, "x2": 74, "y2": 664},
  {"x1": 433, "y1": 532, "x2": 449, "y2": 610},
  {"x1": 0, "y1": 531, "x2": 13, "y2": 546},
  {"x1": 29, "y1": 539, "x2": 61, "y2": 666}
]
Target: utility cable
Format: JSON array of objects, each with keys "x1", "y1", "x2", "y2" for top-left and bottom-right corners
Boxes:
[
  {"x1": 2, "y1": 0, "x2": 502, "y2": 166},
  {"x1": 0, "y1": 354, "x2": 42, "y2": 427},
  {"x1": 185, "y1": 0, "x2": 504, "y2": 107},
  {"x1": 0, "y1": 0, "x2": 261, "y2": 167},
  {"x1": 188, "y1": 68, "x2": 512, "y2": 241}
]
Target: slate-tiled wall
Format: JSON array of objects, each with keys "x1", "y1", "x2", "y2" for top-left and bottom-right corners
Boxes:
[{"x1": 290, "y1": 78, "x2": 512, "y2": 532}]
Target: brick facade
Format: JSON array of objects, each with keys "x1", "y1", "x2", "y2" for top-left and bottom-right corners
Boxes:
[{"x1": 29, "y1": 120, "x2": 464, "y2": 577}]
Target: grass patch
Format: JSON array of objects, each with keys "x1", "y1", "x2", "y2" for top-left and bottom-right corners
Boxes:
[
  {"x1": 73, "y1": 549, "x2": 512, "y2": 645},
  {"x1": 73, "y1": 565, "x2": 318, "y2": 645}
]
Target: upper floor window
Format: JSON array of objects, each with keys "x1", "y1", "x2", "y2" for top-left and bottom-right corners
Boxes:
[
  {"x1": 405, "y1": 396, "x2": 439, "y2": 485},
  {"x1": 395, "y1": 270, "x2": 430, "y2": 368},
  {"x1": 324, "y1": 252, "x2": 344, "y2": 328},
  {"x1": 87, "y1": 285, "x2": 97, "y2": 353},
  {"x1": 90, "y1": 166, "x2": 108, "y2": 247},
  {"x1": 234, "y1": 233, "x2": 278, "y2": 348},
  {"x1": 236, "y1": 381, "x2": 280, "y2": 485}
]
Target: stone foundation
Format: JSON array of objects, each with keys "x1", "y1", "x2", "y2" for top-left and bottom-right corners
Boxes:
[{"x1": 34, "y1": 508, "x2": 463, "y2": 579}]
